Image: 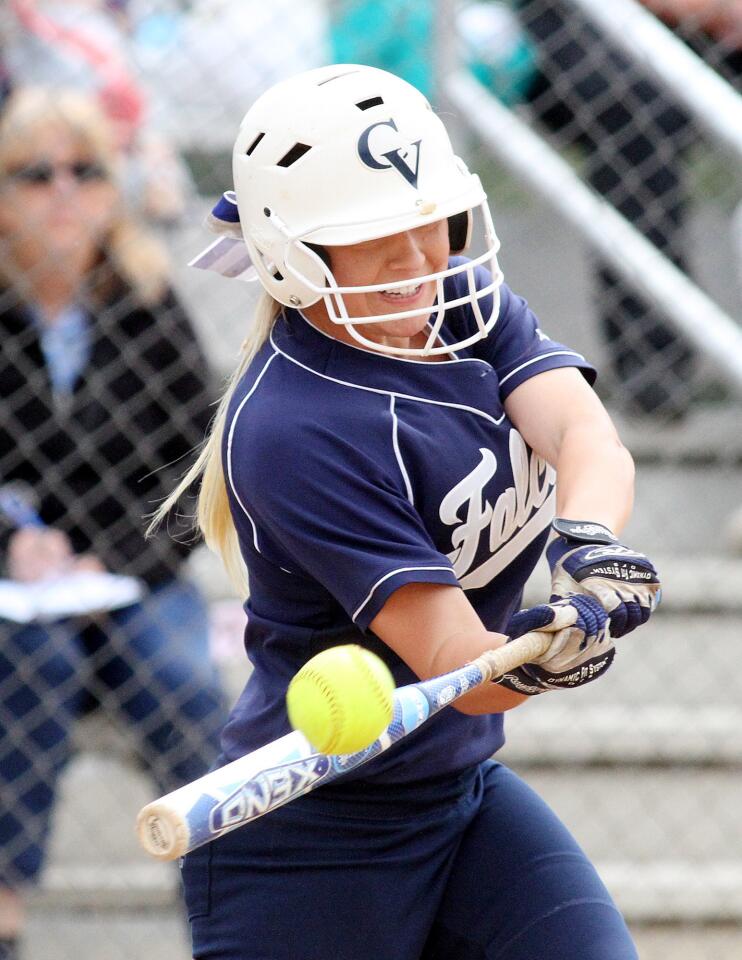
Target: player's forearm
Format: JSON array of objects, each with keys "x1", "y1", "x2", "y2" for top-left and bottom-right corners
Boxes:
[
  {"x1": 371, "y1": 583, "x2": 531, "y2": 715},
  {"x1": 554, "y1": 421, "x2": 635, "y2": 536},
  {"x1": 425, "y1": 629, "x2": 531, "y2": 715}
]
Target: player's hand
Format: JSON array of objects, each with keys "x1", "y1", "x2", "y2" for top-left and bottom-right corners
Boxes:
[
  {"x1": 7, "y1": 527, "x2": 74, "y2": 582},
  {"x1": 496, "y1": 594, "x2": 613, "y2": 695},
  {"x1": 547, "y1": 519, "x2": 661, "y2": 637}
]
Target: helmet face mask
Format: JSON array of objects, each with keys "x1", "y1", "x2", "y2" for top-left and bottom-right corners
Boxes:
[{"x1": 232, "y1": 64, "x2": 504, "y2": 357}]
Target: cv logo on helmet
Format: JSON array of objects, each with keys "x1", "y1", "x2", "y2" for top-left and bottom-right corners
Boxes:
[{"x1": 358, "y1": 119, "x2": 422, "y2": 187}]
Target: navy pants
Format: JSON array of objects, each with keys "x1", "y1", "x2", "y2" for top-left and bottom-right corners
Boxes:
[
  {"x1": 183, "y1": 759, "x2": 637, "y2": 960},
  {"x1": 0, "y1": 578, "x2": 227, "y2": 887}
]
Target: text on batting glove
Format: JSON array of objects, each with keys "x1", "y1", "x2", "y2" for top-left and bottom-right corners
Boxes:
[
  {"x1": 547, "y1": 518, "x2": 661, "y2": 638},
  {"x1": 496, "y1": 594, "x2": 614, "y2": 696}
]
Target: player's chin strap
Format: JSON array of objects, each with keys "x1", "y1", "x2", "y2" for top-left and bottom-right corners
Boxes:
[{"x1": 188, "y1": 192, "x2": 257, "y2": 282}]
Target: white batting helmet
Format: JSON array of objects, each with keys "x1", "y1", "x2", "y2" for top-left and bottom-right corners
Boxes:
[{"x1": 231, "y1": 64, "x2": 504, "y2": 356}]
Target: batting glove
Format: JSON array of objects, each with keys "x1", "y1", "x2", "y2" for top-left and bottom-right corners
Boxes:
[
  {"x1": 547, "y1": 518, "x2": 662, "y2": 638},
  {"x1": 496, "y1": 594, "x2": 614, "y2": 695}
]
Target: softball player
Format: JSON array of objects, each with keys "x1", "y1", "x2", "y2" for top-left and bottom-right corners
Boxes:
[{"x1": 160, "y1": 64, "x2": 661, "y2": 959}]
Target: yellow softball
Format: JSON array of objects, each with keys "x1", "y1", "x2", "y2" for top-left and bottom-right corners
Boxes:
[{"x1": 286, "y1": 644, "x2": 395, "y2": 754}]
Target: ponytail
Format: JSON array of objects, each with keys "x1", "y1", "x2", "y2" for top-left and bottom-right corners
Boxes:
[{"x1": 149, "y1": 291, "x2": 282, "y2": 597}]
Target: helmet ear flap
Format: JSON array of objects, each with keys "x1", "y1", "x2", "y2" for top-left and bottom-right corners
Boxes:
[
  {"x1": 448, "y1": 210, "x2": 472, "y2": 254},
  {"x1": 246, "y1": 233, "x2": 328, "y2": 308}
]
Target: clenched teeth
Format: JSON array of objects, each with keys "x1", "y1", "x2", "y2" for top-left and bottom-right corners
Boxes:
[{"x1": 382, "y1": 284, "x2": 421, "y2": 297}]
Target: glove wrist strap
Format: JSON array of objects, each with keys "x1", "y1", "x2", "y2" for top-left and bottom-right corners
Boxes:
[{"x1": 551, "y1": 518, "x2": 617, "y2": 545}]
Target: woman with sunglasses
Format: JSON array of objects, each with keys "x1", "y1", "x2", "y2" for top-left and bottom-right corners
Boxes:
[
  {"x1": 154, "y1": 65, "x2": 662, "y2": 960},
  {"x1": 0, "y1": 86, "x2": 227, "y2": 959}
]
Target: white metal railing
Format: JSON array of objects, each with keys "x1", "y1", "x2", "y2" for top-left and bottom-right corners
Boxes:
[
  {"x1": 446, "y1": 70, "x2": 742, "y2": 391},
  {"x1": 565, "y1": 0, "x2": 742, "y2": 160}
]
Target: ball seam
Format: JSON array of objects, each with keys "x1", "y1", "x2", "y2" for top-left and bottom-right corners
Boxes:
[{"x1": 292, "y1": 668, "x2": 344, "y2": 754}]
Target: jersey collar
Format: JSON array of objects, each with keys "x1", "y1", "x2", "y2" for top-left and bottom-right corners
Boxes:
[{"x1": 270, "y1": 309, "x2": 500, "y2": 413}]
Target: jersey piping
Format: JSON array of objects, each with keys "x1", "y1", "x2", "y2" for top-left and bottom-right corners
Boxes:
[
  {"x1": 226, "y1": 348, "x2": 279, "y2": 553},
  {"x1": 499, "y1": 350, "x2": 587, "y2": 388},
  {"x1": 390, "y1": 395, "x2": 414, "y2": 504},
  {"x1": 352, "y1": 564, "x2": 457, "y2": 623},
  {"x1": 268, "y1": 328, "x2": 508, "y2": 427}
]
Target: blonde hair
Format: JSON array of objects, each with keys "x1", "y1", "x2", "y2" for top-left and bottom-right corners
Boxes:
[
  {"x1": 150, "y1": 291, "x2": 283, "y2": 597},
  {"x1": 0, "y1": 86, "x2": 169, "y2": 305}
]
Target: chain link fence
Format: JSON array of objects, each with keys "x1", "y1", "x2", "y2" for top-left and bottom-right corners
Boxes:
[{"x1": 0, "y1": 2, "x2": 740, "y2": 958}]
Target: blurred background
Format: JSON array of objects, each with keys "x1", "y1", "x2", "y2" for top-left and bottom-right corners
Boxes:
[{"x1": 0, "y1": 1, "x2": 740, "y2": 958}]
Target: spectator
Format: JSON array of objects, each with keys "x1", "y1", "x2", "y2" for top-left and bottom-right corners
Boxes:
[
  {"x1": 513, "y1": 1, "x2": 740, "y2": 418},
  {"x1": 506, "y1": 0, "x2": 702, "y2": 419},
  {"x1": 643, "y1": 0, "x2": 742, "y2": 52},
  {"x1": 0, "y1": 86, "x2": 227, "y2": 959},
  {"x1": 1, "y1": 0, "x2": 193, "y2": 223}
]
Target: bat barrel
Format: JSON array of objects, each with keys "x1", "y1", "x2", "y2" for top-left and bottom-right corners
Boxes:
[
  {"x1": 134, "y1": 630, "x2": 555, "y2": 861},
  {"x1": 135, "y1": 730, "x2": 318, "y2": 860}
]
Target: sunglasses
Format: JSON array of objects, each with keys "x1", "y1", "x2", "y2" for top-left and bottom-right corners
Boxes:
[{"x1": 4, "y1": 160, "x2": 109, "y2": 186}]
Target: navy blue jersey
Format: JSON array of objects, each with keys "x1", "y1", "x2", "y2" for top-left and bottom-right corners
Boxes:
[{"x1": 220, "y1": 262, "x2": 595, "y2": 781}]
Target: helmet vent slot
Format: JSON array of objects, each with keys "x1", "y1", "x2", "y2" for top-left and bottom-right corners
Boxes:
[
  {"x1": 245, "y1": 132, "x2": 265, "y2": 156},
  {"x1": 356, "y1": 96, "x2": 384, "y2": 111},
  {"x1": 276, "y1": 143, "x2": 312, "y2": 167}
]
